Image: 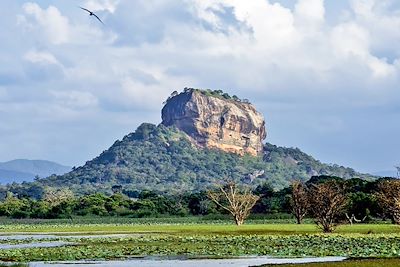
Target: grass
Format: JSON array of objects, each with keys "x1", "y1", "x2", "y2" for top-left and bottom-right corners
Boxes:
[
  {"x1": 0, "y1": 215, "x2": 306, "y2": 225},
  {"x1": 0, "y1": 223, "x2": 399, "y2": 235}
]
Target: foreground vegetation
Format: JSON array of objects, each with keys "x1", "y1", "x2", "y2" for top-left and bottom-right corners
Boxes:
[
  {"x1": 2, "y1": 234, "x2": 400, "y2": 261},
  {"x1": 0, "y1": 222, "x2": 399, "y2": 262},
  {"x1": 0, "y1": 222, "x2": 400, "y2": 234}
]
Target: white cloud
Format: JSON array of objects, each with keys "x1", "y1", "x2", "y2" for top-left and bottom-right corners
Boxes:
[
  {"x1": 119, "y1": 77, "x2": 164, "y2": 110},
  {"x1": 21, "y1": 2, "x2": 70, "y2": 44},
  {"x1": 1, "y1": 0, "x2": 399, "y2": 170},
  {"x1": 330, "y1": 22, "x2": 369, "y2": 58},
  {"x1": 350, "y1": 0, "x2": 400, "y2": 56},
  {"x1": 50, "y1": 90, "x2": 98, "y2": 109},
  {"x1": 18, "y1": 2, "x2": 116, "y2": 46},
  {"x1": 330, "y1": 22, "x2": 396, "y2": 78},
  {"x1": 110, "y1": 69, "x2": 191, "y2": 111},
  {"x1": 24, "y1": 50, "x2": 60, "y2": 65},
  {"x1": 351, "y1": 0, "x2": 375, "y2": 17},
  {"x1": 186, "y1": 0, "x2": 400, "y2": 87},
  {"x1": 295, "y1": 0, "x2": 325, "y2": 25},
  {"x1": 84, "y1": 0, "x2": 121, "y2": 13}
]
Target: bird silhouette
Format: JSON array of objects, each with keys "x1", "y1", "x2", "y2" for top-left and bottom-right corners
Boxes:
[{"x1": 80, "y1": 7, "x2": 104, "y2": 25}]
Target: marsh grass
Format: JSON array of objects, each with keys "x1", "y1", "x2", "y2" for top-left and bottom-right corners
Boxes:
[
  {"x1": 0, "y1": 222, "x2": 400, "y2": 262},
  {"x1": 0, "y1": 264, "x2": 28, "y2": 267},
  {"x1": 1, "y1": 232, "x2": 400, "y2": 261},
  {"x1": 0, "y1": 223, "x2": 399, "y2": 236}
]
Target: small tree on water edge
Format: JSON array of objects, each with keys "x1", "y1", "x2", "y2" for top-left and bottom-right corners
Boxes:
[
  {"x1": 376, "y1": 179, "x2": 400, "y2": 224},
  {"x1": 308, "y1": 180, "x2": 348, "y2": 233},
  {"x1": 290, "y1": 180, "x2": 310, "y2": 224},
  {"x1": 207, "y1": 180, "x2": 259, "y2": 226}
]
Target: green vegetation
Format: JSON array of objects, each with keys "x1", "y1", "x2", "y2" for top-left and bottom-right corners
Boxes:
[
  {"x1": 2, "y1": 123, "x2": 375, "y2": 198},
  {"x1": 0, "y1": 223, "x2": 400, "y2": 261},
  {"x1": 0, "y1": 222, "x2": 400, "y2": 234},
  {"x1": 0, "y1": 175, "x2": 390, "y2": 224},
  {"x1": 0, "y1": 264, "x2": 27, "y2": 267},
  {"x1": 190, "y1": 88, "x2": 247, "y2": 103},
  {"x1": 164, "y1": 88, "x2": 247, "y2": 103}
]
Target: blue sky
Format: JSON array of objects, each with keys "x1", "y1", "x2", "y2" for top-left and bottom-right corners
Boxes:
[{"x1": 0, "y1": 0, "x2": 399, "y2": 174}]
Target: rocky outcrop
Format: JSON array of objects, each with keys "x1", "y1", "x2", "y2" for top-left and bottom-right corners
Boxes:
[{"x1": 161, "y1": 89, "x2": 266, "y2": 156}]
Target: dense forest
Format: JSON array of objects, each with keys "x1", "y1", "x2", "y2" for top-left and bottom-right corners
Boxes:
[
  {"x1": 0, "y1": 176, "x2": 392, "y2": 222},
  {"x1": 0, "y1": 123, "x2": 375, "y2": 198}
]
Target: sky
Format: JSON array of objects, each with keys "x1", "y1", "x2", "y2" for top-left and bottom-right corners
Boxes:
[{"x1": 0, "y1": 0, "x2": 399, "y2": 174}]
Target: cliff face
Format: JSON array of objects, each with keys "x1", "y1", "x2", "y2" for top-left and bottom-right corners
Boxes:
[{"x1": 161, "y1": 90, "x2": 266, "y2": 156}]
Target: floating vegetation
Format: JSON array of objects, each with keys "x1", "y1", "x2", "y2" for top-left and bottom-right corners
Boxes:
[
  {"x1": 0, "y1": 233, "x2": 399, "y2": 262},
  {"x1": 0, "y1": 263, "x2": 28, "y2": 267}
]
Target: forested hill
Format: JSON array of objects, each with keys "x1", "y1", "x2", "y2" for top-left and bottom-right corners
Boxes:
[{"x1": 28, "y1": 123, "x2": 374, "y2": 196}]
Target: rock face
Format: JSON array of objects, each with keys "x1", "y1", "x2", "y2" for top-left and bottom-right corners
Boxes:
[{"x1": 161, "y1": 89, "x2": 266, "y2": 156}]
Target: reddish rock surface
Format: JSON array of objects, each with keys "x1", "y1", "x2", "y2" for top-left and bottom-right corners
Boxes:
[{"x1": 161, "y1": 89, "x2": 266, "y2": 156}]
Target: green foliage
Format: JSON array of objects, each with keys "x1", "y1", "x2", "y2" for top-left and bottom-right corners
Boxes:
[
  {"x1": 0, "y1": 264, "x2": 27, "y2": 267},
  {"x1": 176, "y1": 88, "x2": 247, "y2": 103},
  {"x1": 1, "y1": 227, "x2": 400, "y2": 261},
  {"x1": 0, "y1": 193, "x2": 31, "y2": 218},
  {"x1": 0, "y1": 191, "x2": 198, "y2": 219},
  {"x1": 0, "y1": 178, "x2": 385, "y2": 222},
  {"x1": 15, "y1": 124, "x2": 371, "y2": 196}
]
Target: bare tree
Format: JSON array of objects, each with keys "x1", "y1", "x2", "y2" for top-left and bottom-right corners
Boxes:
[
  {"x1": 396, "y1": 165, "x2": 400, "y2": 178},
  {"x1": 308, "y1": 180, "x2": 348, "y2": 233},
  {"x1": 290, "y1": 181, "x2": 309, "y2": 224},
  {"x1": 207, "y1": 181, "x2": 259, "y2": 226},
  {"x1": 376, "y1": 180, "x2": 400, "y2": 224},
  {"x1": 43, "y1": 188, "x2": 74, "y2": 208}
]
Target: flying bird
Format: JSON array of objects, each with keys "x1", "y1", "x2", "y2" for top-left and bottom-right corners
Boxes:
[{"x1": 80, "y1": 7, "x2": 104, "y2": 25}]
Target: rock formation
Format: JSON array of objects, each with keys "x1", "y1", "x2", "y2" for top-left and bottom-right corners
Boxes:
[{"x1": 161, "y1": 89, "x2": 266, "y2": 156}]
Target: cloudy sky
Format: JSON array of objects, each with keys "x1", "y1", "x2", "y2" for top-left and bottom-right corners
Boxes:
[{"x1": 0, "y1": 0, "x2": 399, "y2": 174}]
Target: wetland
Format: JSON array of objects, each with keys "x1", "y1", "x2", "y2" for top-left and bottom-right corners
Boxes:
[{"x1": 0, "y1": 221, "x2": 399, "y2": 266}]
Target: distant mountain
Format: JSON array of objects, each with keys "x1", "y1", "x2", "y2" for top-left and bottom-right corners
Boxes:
[{"x1": 0, "y1": 159, "x2": 71, "y2": 184}]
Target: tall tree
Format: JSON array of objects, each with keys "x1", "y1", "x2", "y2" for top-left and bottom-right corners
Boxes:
[
  {"x1": 308, "y1": 180, "x2": 348, "y2": 233},
  {"x1": 43, "y1": 188, "x2": 74, "y2": 208},
  {"x1": 290, "y1": 181, "x2": 309, "y2": 224},
  {"x1": 208, "y1": 181, "x2": 259, "y2": 226},
  {"x1": 376, "y1": 179, "x2": 400, "y2": 224}
]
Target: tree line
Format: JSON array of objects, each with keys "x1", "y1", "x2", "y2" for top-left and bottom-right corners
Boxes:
[
  {"x1": 293, "y1": 177, "x2": 400, "y2": 232},
  {"x1": 208, "y1": 176, "x2": 400, "y2": 232},
  {"x1": 0, "y1": 175, "x2": 399, "y2": 231}
]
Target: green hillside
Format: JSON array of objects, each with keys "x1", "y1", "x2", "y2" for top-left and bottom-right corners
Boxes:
[{"x1": 31, "y1": 123, "x2": 373, "y2": 196}]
